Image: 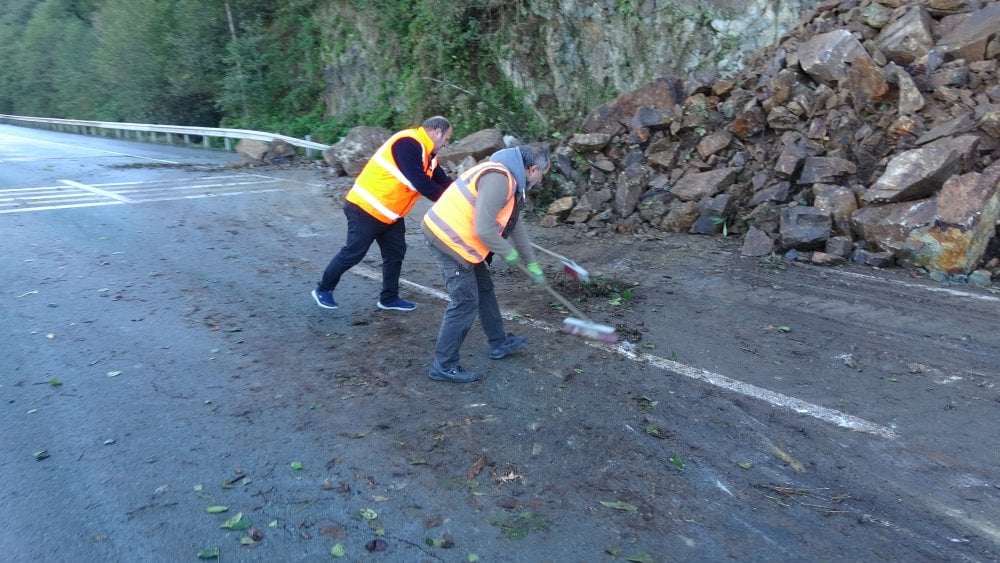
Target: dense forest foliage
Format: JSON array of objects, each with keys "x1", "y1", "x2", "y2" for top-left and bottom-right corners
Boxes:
[{"x1": 0, "y1": 0, "x2": 546, "y2": 142}]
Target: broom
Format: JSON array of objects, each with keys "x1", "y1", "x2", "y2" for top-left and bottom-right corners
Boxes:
[
  {"x1": 517, "y1": 263, "x2": 617, "y2": 342},
  {"x1": 531, "y1": 242, "x2": 591, "y2": 284}
]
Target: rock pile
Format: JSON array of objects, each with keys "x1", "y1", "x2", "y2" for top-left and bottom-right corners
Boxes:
[{"x1": 543, "y1": 0, "x2": 1000, "y2": 280}]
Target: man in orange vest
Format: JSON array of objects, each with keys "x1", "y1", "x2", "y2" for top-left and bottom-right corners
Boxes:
[
  {"x1": 421, "y1": 143, "x2": 550, "y2": 383},
  {"x1": 312, "y1": 116, "x2": 453, "y2": 311}
]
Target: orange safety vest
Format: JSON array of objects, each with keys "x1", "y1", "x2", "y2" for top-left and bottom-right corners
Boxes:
[
  {"x1": 422, "y1": 162, "x2": 517, "y2": 264},
  {"x1": 345, "y1": 127, "x2": 439, "y2": 223}
]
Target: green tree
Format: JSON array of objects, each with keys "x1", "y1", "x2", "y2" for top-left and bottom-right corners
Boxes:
[
  {"x1": 12, "y1": 0, "x2": 70, "y2": 115},
  {"x1": 0, "y1": 19, "x2": 23, "y2": 113},
  {"x1": 51, "y1": 12, "x2": 100, "y2": 117},
  {"x1": 92, "y1": 0, "x2": 175, "y2": 122}
]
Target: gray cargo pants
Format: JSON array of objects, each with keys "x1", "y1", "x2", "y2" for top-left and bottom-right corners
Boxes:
[{"x1": 430, "y1": 244, "x2": 507, "y2": 370}]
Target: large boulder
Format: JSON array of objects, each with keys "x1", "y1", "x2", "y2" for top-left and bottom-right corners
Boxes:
[
  {"x1": 322, "y1": 126, "x2": 391, "y2": 176},
  {"x1": 236, "y1": 139, "x2": 296, "y2": 164},
  {"x1": 437, "y1": 128, "x2": 504, "y2": 169},
  {"x1": 904, "y1": 167, "x2": 1000, "y2": 274}
]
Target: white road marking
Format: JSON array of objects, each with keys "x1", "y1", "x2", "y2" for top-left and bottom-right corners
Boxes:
[
  {"x1": 350, "y1": 265, "x2": 899, "y2": 439},
  {"x1": 0, "y1": 132, "x2": 180, "y2": 164},
  {"x1": 830, "y1": 269, "x2": 1000, "y2": 302},
  {"x1": 59, "y1": 179, "x2": 136, "y2": 203},
  {"x1": 0, "y1": 173, "x2": 288, "y2": 214},
  {"x1": 0, "y1": 201, "x2": 124, "y2": 214}
]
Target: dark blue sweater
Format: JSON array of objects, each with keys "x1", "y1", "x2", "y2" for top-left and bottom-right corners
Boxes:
[{"x1": 391, "y1": 137, "x2": 452, "y2": 202}]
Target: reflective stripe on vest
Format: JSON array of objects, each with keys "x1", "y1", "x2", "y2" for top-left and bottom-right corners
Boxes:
[
  {"x1": 345, "y1": 127, "x2": 436, "y2": 223},
  {"x1": 422, "y1": 162, "x2": 516, "y2": 264}
]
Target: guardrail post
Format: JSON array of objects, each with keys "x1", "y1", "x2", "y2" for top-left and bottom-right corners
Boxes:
[
  {"x1": 306, "y1": 135, "x2": 315, "y2": 160},
  {"x1": 224, "y1": 138, "x2": 231, "y2": 151},
  {"x1": 204, "y1": 135, "x2": 211, "y2": 149}
]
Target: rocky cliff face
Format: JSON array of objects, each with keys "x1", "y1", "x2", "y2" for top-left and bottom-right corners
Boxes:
[
  {"x1": 536, "y1": 0, "x2": 1000, "y2": 280},
  {"x1": 319, "y1": 0, "x2": 818, "y2": 128}
]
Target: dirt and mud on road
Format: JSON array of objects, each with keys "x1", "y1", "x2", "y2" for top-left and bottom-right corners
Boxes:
[{"x1": 4, "y1": 168, "x2": 998, "y2": 562}]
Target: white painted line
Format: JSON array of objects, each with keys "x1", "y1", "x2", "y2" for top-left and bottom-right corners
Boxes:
[
  {"x1": 0, "y1": 201, "x2": 123, "y2": 214},
  {"x1": 114, "y1": 180, "x2": 277, "y2": 194},
  {"x1": 350, "y1": 264, "x2": 898, "y2": 439},
  {"x1": 59, "y1": 179, "x2": 136, "y2": 203},
  {"x1": 829, "y1": 269, "x2": 1000, "y2": 303},
  {"x1": 615, "y1": 345, "x2": 898, "y2": 439},
  {"x1": 138, "y1": 189, "x2": 285, "y2": 202},
  {"x1": 7, "y1": 135, "x2": 180, "y2": 164}
]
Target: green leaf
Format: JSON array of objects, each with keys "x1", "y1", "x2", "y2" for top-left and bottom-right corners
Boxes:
[
  {"x1": 331, "y1": 543, "x2": 346, "y2": 557},
  {"x1": 239, "y1": 536, "x2": 255, "y2": 545},
  {"x1": 196, "y1": 547, "x2": 220, "y2": 559},
  {"x1": 669, "y1": 455, "x2": 684, "y2": 470},
  {"x1": 205, "y1": 506, "x2": 229, "y2": 513},
  {"x1": 606, "y1": 545, "x2": 622, "y2": 556},
  {"x1": 220, "y1": 512, "x2": 251, "y2": 531},
  {"x1": 738, "y1": 462, "x2": 753, "y2": 470},
  {"x1": 290, "y1": 461, "x2": 303, "y2": 470},
  {"x1": 626, "y1": 553, "x2": 655, "y2": 563},
  {"x1": 49, "y1": 378, "x2": 62, "y2": 386},
  {"x1": 358, "y1": 508, "x2": 378, "y2": 520},
  {"x1": 467, "y1": 554, "x2": 480, "y2": 562},
  {"x1": 599, "y1": 500, "x2": 638, "y2": 511},
  {"x1": 777, "y1": 325, "x2": 791, "y2": 333}
]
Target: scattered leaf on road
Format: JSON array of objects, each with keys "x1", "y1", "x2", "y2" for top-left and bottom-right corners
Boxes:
[
  {"x1": 778, "y1": 325, "x2": 791, "y2": 333},
  {"x1": 290, "y1": 461, "x2": 303, "y2": 470},
  {"x1": 600, "y1": 500, "x2": 638, "y2": 511},
  {"x1": 106, "y1": 371, "x2": 122, "y2": 377},
  {"x1": 206, "y1": 506, "x2": 229, "y2": 513},
  {"x1": 33, "y1": 450, "x2": 49, "y2": 460},
  {"x1": 355, "y1": 508, "x2": 378, "y2": 521},
  {"x1": 626, "y1": 553, "x2": 655, "y2": 563},
  {"x1": 466, "y1": 455, "x2": 486, "y2": 479},
  {"x1": 49, "y1": 379, "x2": 61, "y2": 386},
  {"x1": 491, "y1": 512, "x2": 551, "y2": 539},
  {"x1": 220, "y1": 512, "x2": 251, "y2": 531},
  {"x1": 738, "y1": 462, "x2": 753, "y2": 469},
  {"x1": 669, "y1": 455, "x2": 684, "y2": 470},
  {"x1": 331, "y1": 544, "x2": 346, "y2": 557},
  {"x1": 196, "y1": 547, "x2": 220, "y2": 559}
]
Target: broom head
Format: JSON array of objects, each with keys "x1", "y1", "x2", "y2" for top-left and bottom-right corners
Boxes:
[
  {"x1": 562, "y1": 317, "x2": 617, "y2": 342},
  {"x1": 561, "y1": 262, "x2": 591, "y2": 284}
]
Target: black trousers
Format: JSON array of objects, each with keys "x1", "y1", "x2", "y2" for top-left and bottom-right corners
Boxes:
[{"x1": 318, "y1": 201, "x2": 406, "y2": 303}]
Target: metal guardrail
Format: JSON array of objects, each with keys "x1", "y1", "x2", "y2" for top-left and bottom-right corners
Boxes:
[{"x1": 0, "y1": 114, "x2": 330, "y2": 158}]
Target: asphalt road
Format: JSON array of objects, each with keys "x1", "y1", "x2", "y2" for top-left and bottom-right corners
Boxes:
[{"x1": 1, "y1": 125, "x2": 997, "y2": 562}]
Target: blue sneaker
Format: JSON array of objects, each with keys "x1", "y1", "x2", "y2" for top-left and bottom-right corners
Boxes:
[
  {"x1": 489, "y1": 333, "x2": 529, "y2": 359},
  {"x1": 428, "y1": 363, "x2": 479, "y2": 383},
  {"x1": 311, "y1": 289, "x2": 337, "y2": 309},
  {"x1": 377, "y1": 297, "x2": 416, "y2": 311}
]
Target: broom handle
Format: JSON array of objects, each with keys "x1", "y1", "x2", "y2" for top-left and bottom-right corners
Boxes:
[
  {"x1": 516, "y1": 263, "x2": 590, "y2": 321},
  {"x1": 540, "y1": 283, "x2": 591, "y2": 321},
  {"x1": 531, "y1": 242, "x2": 574, "y2": 264}
]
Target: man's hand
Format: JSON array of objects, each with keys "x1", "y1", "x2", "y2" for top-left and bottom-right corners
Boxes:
[
  {"x1": 526, "y1": 262, "x2": 546, "y2": 287},
  {"x1": 503, "y1": 248, "x2": 520, "y2": 264}
]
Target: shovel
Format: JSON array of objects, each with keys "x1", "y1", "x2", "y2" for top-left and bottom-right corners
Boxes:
[{"x1": 531, "y1": 242, "x2": 591, "y2": 284}]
